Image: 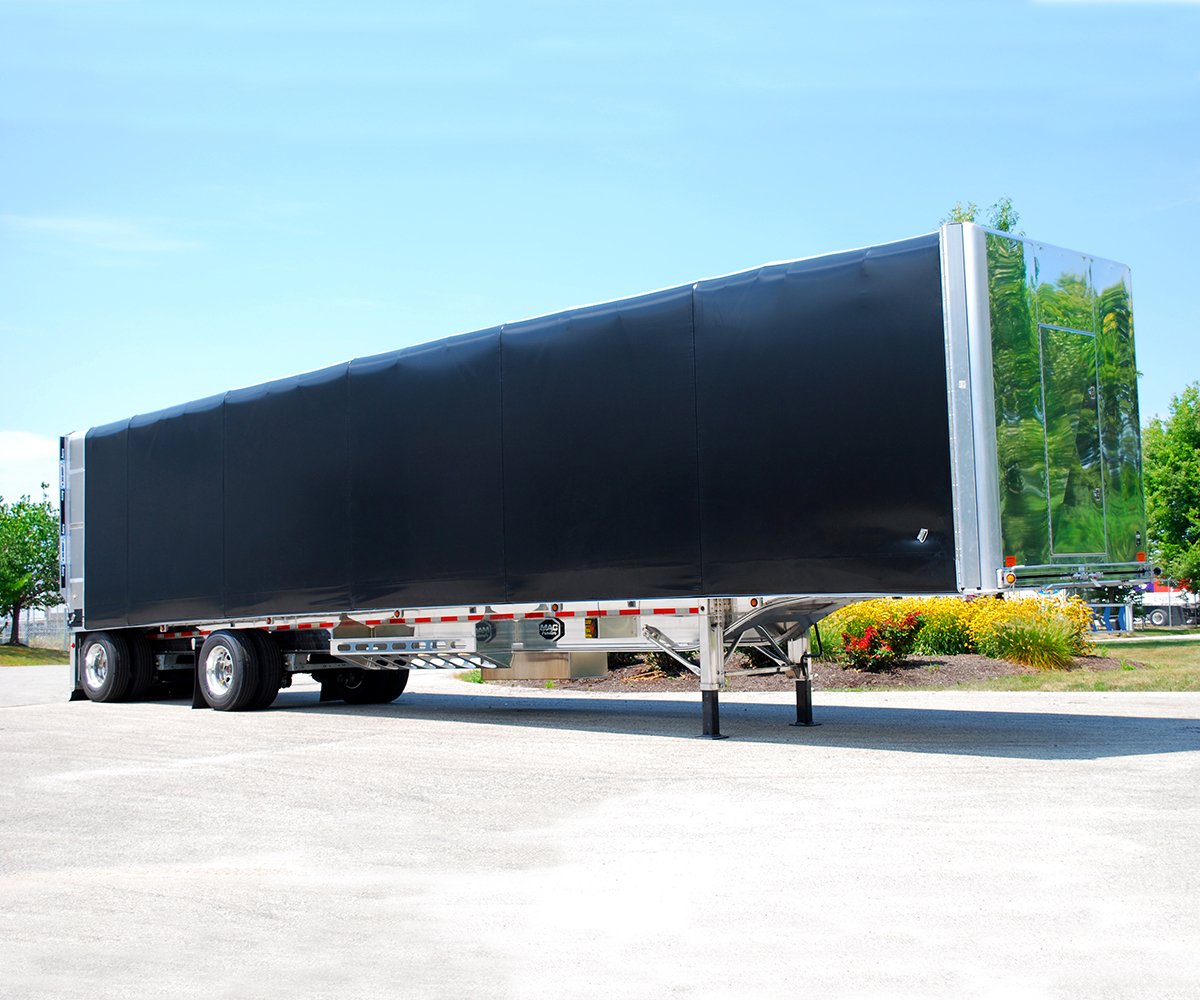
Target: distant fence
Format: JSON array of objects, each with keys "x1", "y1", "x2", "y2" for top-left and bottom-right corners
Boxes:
[{"x1": 1, "y1": 607, "x2": 71, "y2": 650}]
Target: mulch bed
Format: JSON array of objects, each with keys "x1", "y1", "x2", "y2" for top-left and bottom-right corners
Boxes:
[{"x1": 492, "y1": 653, "x2": 1138, "y2": 692}]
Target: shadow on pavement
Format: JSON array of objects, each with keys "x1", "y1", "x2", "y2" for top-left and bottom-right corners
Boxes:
[{"x1": 254, "y1": 687, "x2": 1200, "y2": 761}]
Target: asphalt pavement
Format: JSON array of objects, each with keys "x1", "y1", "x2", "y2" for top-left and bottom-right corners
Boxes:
[{"x1": 1, "y1": 664, "x2": 1198, "y2": 999}]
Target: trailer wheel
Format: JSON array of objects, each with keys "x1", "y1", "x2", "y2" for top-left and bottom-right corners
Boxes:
[
  {"x1": 1148, "y1": 609, "x2": 1168, "y2": 627},
  {"x1": 339, "y1": 668, "x2": 409, "y2": 705},
  {"x1": 79, "y1": 632, "x2": 133, "y2": 703},
  {"x1": 197, "y1": 630, "x2": 261, "y2": 711},
  {"x1": 245, "y1": 630, "x2": 284, "y2": 710},
  {"x1": 125, "y1": 632, "x2": 156, "y2": 701}
]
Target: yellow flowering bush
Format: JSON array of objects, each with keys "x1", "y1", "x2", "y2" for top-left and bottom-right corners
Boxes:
[
  {"x1": 966, "y1": 595, "x2": 1094, "y2": 659},
  {"x1": 909, "y1": 596, "x2": 974, "y2": 655},
  {"x1": 818, "y1": 594, "x2": 1093, "y2": 670}
]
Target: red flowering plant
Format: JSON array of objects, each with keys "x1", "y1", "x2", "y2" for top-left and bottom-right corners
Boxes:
[{"x1": 840, "y1": 612, "x2": 923, "y2": 671}]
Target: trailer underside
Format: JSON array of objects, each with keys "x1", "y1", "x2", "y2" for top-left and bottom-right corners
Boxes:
[{"x1": 69, "y1": 594, "x2": 851, "y2": 736}]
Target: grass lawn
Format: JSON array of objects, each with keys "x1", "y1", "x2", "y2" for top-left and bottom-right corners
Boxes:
[
  {"x1": 0, "y1": 644, "x2": 71, "y2": 666},
  {"x1": 972, "y1": 639, "x2": 1200, "y2": 692}
]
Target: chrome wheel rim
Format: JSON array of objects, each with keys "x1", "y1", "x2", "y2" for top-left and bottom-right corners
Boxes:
[
  {"x1": 84, "y1": 644, "x2": 108, "y2": 689},
  {"x1": 205, "y1": 645, "x2": 234, "y2": 694}
]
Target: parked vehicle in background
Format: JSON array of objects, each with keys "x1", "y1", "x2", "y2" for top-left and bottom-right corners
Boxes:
[
  {"x1": 61, "y1": 223, "x2": 1151, "y2": 735},
  {"x1": 1138, "y1": 583, "x2": 1199, "y2": 627}
]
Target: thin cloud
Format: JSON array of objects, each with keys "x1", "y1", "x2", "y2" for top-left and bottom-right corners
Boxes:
[{"x1": 2, "y1": 215, "x2": 200, "y2": 254}]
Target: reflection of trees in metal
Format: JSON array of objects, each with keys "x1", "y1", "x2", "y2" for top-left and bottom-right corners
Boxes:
[
  {"x1": 1095, "y1": 268, "x2": 1142, "y2": 561},
  {"x1": 988, "y1": 234, "x2": 1049, "y2": 563},
  {"x1": 1041, "y1": 326, "x2": 1103, "y2": 554},
  {"x1": 986, "y1": 233, "x2": 1142, "y2": 566}
]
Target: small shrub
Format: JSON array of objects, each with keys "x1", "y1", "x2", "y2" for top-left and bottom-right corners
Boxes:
[
  {"x1": 911, "y1": 597, "x2": 973, "y2": 655},
  {"x1": 642, "y1": 649, "x2": 698, "y2": 675},
  {"x1": 841, "y1": 612, "x2": 922, "y2": 671},
  {"x1": 734, "y1": 645, "x2": 777, "y2": 669},
  {"x1": 813, "y1": 623, "x2": 843, "y2": 661},
  {"x1": 638, "y1": 646, "x2": 776, "y2": 676},
  {"x1": 606, "y1": 651, "x2": 641, "y2": 669},
  {"x1": 1056, "y1": 596, "x2": 1095, "y2": 654},
  {"x1": 456, "y1": 668, "x2": 484, "y2": 684},
  {"x1": 822, "y1": 599, "x2": 904, "y2": 658},
  {"x1": 967, "y1": 595, "x2": 1093, "y2": 663},
  {"x1": 976, "y1": 613, "x2": 1074, "y2": 670}
]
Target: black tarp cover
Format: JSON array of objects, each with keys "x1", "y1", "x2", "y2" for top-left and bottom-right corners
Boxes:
[{"x1": 83, "y1": 233, "x2": 955, "y2": 628}]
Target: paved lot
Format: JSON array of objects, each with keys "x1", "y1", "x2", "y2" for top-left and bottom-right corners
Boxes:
[{"x1": 1, "y1": 665, "x2": 1198, "y2": 1000}]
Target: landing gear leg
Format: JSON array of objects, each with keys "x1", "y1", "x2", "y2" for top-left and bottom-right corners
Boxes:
[
  {"x1": 788, "y1": 633, "x2": 817, "y2": 727},
  {"x1": 698, "y1": 602, "x2": 728, "y2": 739},
  {"x1": 702, "y1": 689, "x2": 721, "y2": 737}
]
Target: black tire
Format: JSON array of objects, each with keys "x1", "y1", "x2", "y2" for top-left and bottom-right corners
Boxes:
[
  {"x1": 244, "y1": 630, "x2": 284, "y2": 710},
  {"x1": 79, "y1": 632, "x2": 133, "y2": 703},
  {"x1": 1149, "y1": 609, "x2": 1168, "y2": 627},
  {"x1": 339, "y1": 668, "x2": 409, "y2": 705},
  {"x1": 196, "y1": 630, "x2": 261, "y2": 711},
  {"x1": 125, "y1": 632, "x2": 157, "y2": 701}
]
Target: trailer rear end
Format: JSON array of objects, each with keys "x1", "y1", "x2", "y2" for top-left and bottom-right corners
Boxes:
[{"x1": 941, "y1": 224, "x2": 1144, "y2": 591}]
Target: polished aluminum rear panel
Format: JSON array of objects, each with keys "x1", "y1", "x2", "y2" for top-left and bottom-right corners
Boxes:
[{"x1": 942, "y1": 222, "x2": 1145, "y2": 589}]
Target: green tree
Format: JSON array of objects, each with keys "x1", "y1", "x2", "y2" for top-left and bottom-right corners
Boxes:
[
  {"x1": 0, "y1": 486, "x2": 60, "y2": 646},
  {"x1": 941, "y1": 195, "x2": 1023, "y2": 234},
  {"x1": 1143, "y1": 383, "x2": 1200, "y2": 592}
]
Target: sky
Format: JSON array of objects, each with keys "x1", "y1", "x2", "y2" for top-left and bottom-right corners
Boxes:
[{"x1": 1, "y1": 0, "x2": 1198, "y2": 502}]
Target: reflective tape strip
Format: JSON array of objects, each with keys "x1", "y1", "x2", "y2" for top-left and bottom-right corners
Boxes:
[{"x1": 182, "y1": 606, "x2": 706, "y2": 635}]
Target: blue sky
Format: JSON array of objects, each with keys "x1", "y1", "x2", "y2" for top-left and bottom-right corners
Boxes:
[{"x1": 1, "y1": 0, "x2": 1198, "y2": 499}]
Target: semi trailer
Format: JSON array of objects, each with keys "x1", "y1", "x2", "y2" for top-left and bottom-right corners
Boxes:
[{"x1": 61, "y1": 222, "x2": 1149, "y2": 735}]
